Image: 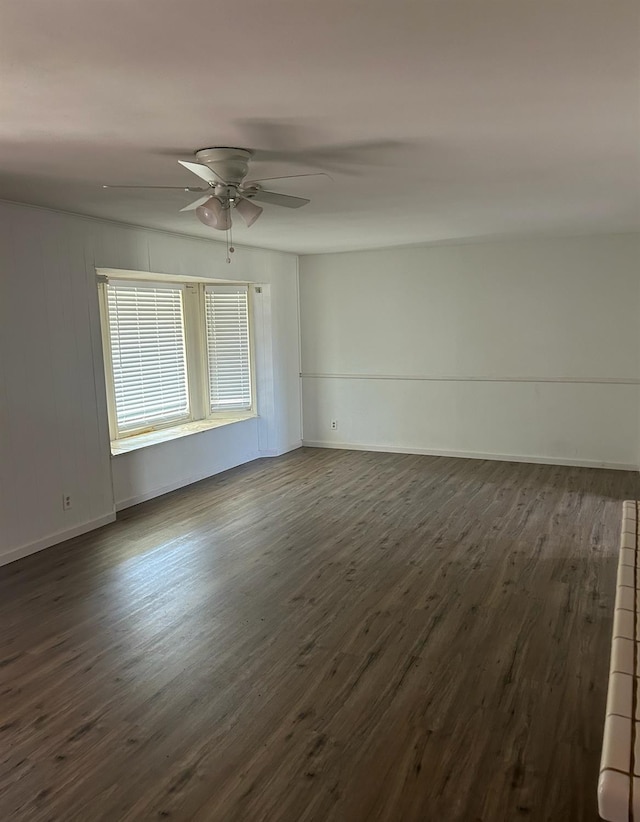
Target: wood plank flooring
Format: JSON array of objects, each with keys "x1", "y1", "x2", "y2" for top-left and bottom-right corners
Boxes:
[{"x1": 1, "y1": 448, "x2": 639, "y2": 821}]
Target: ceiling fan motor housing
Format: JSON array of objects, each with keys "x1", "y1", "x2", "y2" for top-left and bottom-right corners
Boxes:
[{"x1": 195, "y1": 148, "x2": 253, "y2": 185}]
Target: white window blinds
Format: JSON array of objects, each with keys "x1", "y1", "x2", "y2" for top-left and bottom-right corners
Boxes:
[
  {"x1": 106, "y1": 282, "x2": 190, "y2": 433},
  {"x1": 204, "y1": 285, "x2": 252, "y2": 412}
]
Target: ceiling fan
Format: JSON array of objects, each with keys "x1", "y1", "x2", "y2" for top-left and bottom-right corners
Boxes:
[{"x1": 103, "y1": 147, "x2": 327, "y2": 231}]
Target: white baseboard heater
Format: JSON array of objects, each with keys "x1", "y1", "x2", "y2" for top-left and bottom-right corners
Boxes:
[{"x1": 599, "y1": 501, "x2": 639, "y2": 821}]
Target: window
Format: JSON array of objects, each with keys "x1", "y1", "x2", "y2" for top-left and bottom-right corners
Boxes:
[
  {"x1": 99, "y1": 277, "x2": 254, "y2": 443},
  {"x1": 106, "y1": 283, "x2": 190, "y2": 434},
  {"x1": 205, "y1": 286, "x2": 252, "y2": 412}
]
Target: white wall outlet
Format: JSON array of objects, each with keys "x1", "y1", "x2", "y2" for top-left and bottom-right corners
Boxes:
[
  {"x1": 62, "y1": 493, "x2": 72, "y2": 511},
  {"x1": 330, "y1": 420, "x2": 338, "y2": 430}
]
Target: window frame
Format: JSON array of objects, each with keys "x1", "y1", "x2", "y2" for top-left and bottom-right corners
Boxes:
[{"x1": 98, "y1": 274, "x2": 256, "y2": 444}]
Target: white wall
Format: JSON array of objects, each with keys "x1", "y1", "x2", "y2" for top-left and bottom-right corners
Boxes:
[
  {"x1": 300, "y1": 234, "x2": 640, "y2": 469},
  {"x1": 0, "y1": 201, "x2": 301, "y2": 566},
  {"x1": 2, "y1": 204, "x2": 637, "y2": 567}
]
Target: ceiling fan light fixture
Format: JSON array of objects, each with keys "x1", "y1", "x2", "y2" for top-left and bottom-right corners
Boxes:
[
  {"x1": 235, "y1": 197, "x2": 263, "y2": 228},
  {"x1": 196, "y1": 197, "x2": 231, "y2": 231}
]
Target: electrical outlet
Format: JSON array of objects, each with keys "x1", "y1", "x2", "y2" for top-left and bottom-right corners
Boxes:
[
  {"x1": 62, "y1": 494, "x2": 72, "y2": 511},
  {"x1": 330, "y1": 420, "x2": 338, "y2": 430}
]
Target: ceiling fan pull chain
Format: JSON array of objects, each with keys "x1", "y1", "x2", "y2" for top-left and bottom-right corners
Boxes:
[{"x1": 226, "y1": 221, "x2": 236, "y2": 264}]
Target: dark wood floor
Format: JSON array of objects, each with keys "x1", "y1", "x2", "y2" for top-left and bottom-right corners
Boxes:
[{"x1": 1, "y1": 448, "x2": 638, "y2": 821}]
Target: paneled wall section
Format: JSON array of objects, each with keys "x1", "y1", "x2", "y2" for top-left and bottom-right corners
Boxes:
[{"x1": 0, "y1": 202, "x2": 301, "y2": 565}]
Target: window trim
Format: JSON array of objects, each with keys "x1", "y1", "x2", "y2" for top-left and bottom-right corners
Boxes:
[
  {"x1": 97, "y1": 271, "x2": 256, "y2": 447},
  {"x1": 109, "y1": 414, "x2": 257, "y2": 455}
]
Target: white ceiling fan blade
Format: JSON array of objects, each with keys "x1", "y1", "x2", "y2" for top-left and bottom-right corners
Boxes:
[
  {"x1": 235, "y1": 197, "x2": 263, "y2": 228},
  {"x1": 243, "y1": 172, "x2": 331, "y2": 186},
  {"x1": 179, "y1": 194, "x2": 215, "y2": 212},
  {"x1": 246, "y1": 190, "x2": 310, "y2": 208},
  {"x1": 178, "y1": 160, "x2": 226, "y2": 185},
  {"x1": 102, "y1": 185, "x2": 207, "y2": 191}
]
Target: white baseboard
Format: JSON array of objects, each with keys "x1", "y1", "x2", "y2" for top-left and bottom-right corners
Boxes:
[
  {"x1": 113, "y1": 442, "x2": 303, "y2": 511},
  {"x1": 2, "y1": 442, "x2": 306, "y2": 565},
  {"x1": 259, "y1": 441, "x2": 303, "y2": 458},
  {"x1": 301, "y1": 440, "x2": 639, "y2": 472},
  {"x1": 114, "y1": 451, "x2": 267, "y2": 510},
  {"x1": 0, "y1": 512, "x2": 116, "y2": 568}
]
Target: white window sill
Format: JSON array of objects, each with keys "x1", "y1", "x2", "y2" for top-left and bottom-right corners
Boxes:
[{"x1": 110, "y1": 414, "x2": 257, "y2": 455}]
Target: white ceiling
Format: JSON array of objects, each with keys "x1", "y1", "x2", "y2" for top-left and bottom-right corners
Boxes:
[{"x1": 1, "y1": 0, "x2": 639, "y2": 254}]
